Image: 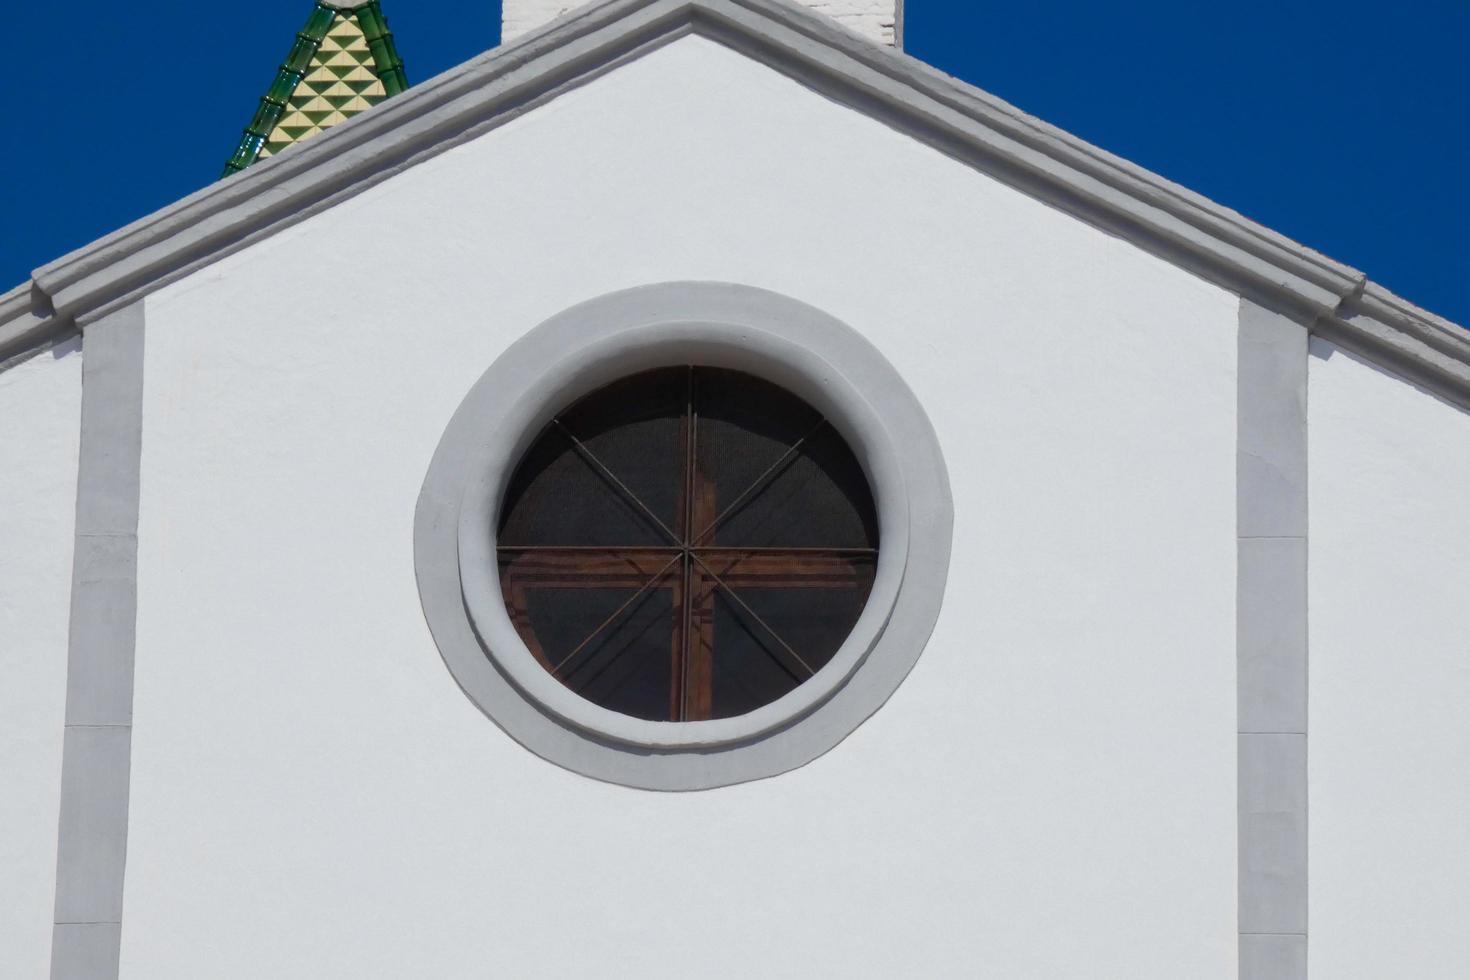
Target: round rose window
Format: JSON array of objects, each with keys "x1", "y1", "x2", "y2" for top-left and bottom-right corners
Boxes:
[{"x1": 497, "y1": 366, "x2": 879, "y2": 721}]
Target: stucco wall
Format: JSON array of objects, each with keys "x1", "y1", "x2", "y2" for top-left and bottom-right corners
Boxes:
[
  {"x1": 0, "y1": 344, "x2": 82, "y2": 979},
  {"x1": 125, "y1": 35, "x2": 1238, "y2": 978},
  {"x1": 1308, "y1": 340, "x2": 1470, "y2": 979},
  {"x1": 503, "y1": 0, "x2": 900, "y2": 44}
]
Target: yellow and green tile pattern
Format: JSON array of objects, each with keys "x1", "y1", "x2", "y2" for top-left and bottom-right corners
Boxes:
[
  {"x1": 259, "y1": 13, "x2": 386, "y2": 160},
  {"x1": 224, "y1": 1, "x2": 407, "y2": 177}
]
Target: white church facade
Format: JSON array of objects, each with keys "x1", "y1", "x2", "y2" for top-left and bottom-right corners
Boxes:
[{"x1": 4, "y1": 2, "x2": 1470, "y2": 979}]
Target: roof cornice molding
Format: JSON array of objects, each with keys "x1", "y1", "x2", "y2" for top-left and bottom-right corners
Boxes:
[
  {"x1": 1317, "y1": 282, "x2": 1470, "y2": 409},
  {"x1": 0, "y1": 283, "x2": 62, "y2": 370},
  {"x1": 2, "y1": 0, "x2": 1465, "y2": 400},
  {"x1": 711, "y1": 0, "x2": 1362, "y2": 314}
]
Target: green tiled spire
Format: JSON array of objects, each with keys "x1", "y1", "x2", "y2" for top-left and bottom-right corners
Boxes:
[{"x1": 223, "y1": 1, "x2": 408, "y2": 178}]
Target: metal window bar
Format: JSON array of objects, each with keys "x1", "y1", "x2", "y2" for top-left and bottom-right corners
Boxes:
[
  {"x1": 552, "y1": 418, "x2": 682, "y2": 546},
  {"x1": 550, "y1": 553, "x2": 683, "y2": 676},
  {"x1": 502, "y1": 367, "x2": 873, "y2": 719},
  {"x1": 690, "y1": 417, "x2": 829, "y2": 546},
  {"x1": 691, "y1": 553, "x2": 816, "y2": 678}
]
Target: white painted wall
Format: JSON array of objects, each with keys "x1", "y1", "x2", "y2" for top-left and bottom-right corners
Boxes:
[
  {"x1": 1309, "y1": 340, "x2": 1470, "y2": 979},
  {"x1": 0, "y1": 343, "x2": 81, "y2": 979},
  {"x1": 125, "y1": 36, "x2": 1238, "y2": 978},
  {"x1": 503, "y1": 0, "x2": 900, "y2": 45}
]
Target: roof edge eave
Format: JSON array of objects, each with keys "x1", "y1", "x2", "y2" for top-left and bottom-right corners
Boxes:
[
  {"x1": 715, "y1": 0, "x2": 1362, "y2": 303},
  {"x1": 6, "y1": 0, "x2": 1464, "y2": 402},
  {"x1": 0, "y1": 280, "x2": 71, "y2": 369},
  {"x1": 1316, "y1": 282, "x2": 1470, "y2": 410}
]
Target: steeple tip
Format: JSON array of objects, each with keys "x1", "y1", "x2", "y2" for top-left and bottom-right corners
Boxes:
[{"x1": 222, "y1": 0, "x2": 408, "y2": 179}]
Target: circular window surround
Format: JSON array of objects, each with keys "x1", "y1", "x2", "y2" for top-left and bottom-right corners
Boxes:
[{"x1": 415, "y1": 282, "x2": 953, "y2": 791}]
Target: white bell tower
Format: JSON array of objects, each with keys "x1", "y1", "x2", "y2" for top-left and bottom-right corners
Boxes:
[{"x1": 502, "y1": 0, "x2": 903, "y2": 47}]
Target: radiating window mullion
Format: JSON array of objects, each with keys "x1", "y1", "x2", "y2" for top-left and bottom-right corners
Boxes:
[
  {"x1": 552, "y1": 418, "x2": 682, "y2": 546},
  {"x1": 499, "y1": 366, "x2": 879, "y2": 722},
  {"x1": 497, "y1": 548, "x2": 683, "y2": 588},
  {"x1": 549, "y1": 552, "x2": 683, "y2": 676},
  {"x1": 690, "y1": 416, "x2": 828, "y2": 546},
  {"x1": 693, "y1": 546, "x2": 877, "y2": 555},
  {"x1": 565, "y1": 581, "x2": 680, "y2": 704},
  {"x1": 677, "y1": 366, "x2": 697, "y2": 721},
  {"x1": 676, "y1": 552, "x2": 693, "y2": 721},
  {"x1": 496, "y1": 545, "x2": 683, "y2": 553},
  {"x1": 691, "y1": 552, "x2": 816, "y2": 678}
]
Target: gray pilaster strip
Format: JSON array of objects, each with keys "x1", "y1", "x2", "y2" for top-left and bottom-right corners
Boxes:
[
  {"x1": 1241, "y1": 933, "x2": 1308, "y2": 980},
  {"x1": 1239, "y1": 538, "x2": 1306, "y2": 734},
  {"x1": 51, "y1": 302, "x2": 144, "y2": 980},
  {"x1": 1237, "y1": 298, "x2": 1308, "y2": 979},
  {"x1": 49, "y1": 925, "x2": 122, "y2": 980},
  {"x1": 893, "y1": 0, "x2": 904, "y2": 49},
  {"x1": 1239, "y1": 734, "x2": 1308, "y2": 933},
  {"x1": 1238, "y1": 301, "x2": 1307, "y2": 540},
  {"x1": 52, "y1": 728, "x2": 132, "y2": 926},
  {"x1": 64, "y1": 536, "x2": 139, "y2": 727}
]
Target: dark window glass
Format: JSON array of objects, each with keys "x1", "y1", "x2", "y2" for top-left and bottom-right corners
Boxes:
[{"x1": 497, "y1": 367, "x2": 878, "y2": 721}]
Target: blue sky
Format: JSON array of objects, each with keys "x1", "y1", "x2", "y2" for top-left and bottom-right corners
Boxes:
[{"x1": 6, "y1": 2, "x2": 1467, "y2": 323}]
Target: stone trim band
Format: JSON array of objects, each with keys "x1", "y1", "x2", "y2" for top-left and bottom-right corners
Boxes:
[
  {"x1": 1237, "y1": 298, "x2": 1310, "y2": 980},
  {"x1": 51, "y1": 302, "x2": 145, "y2": 980}
]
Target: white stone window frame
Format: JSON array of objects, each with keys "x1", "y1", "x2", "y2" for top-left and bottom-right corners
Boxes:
[{"x1": 414, "y1": 282, "x2": 952, "y2": 790}]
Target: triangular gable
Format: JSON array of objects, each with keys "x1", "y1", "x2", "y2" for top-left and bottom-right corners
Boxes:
[{"x1": 3, "y1": 0, "x2": 1467, "y2": 404}]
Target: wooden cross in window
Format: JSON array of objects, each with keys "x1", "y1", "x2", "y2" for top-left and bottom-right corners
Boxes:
[{"x1": 497, "y1": 368, "x2": 877, "y2": 722}]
